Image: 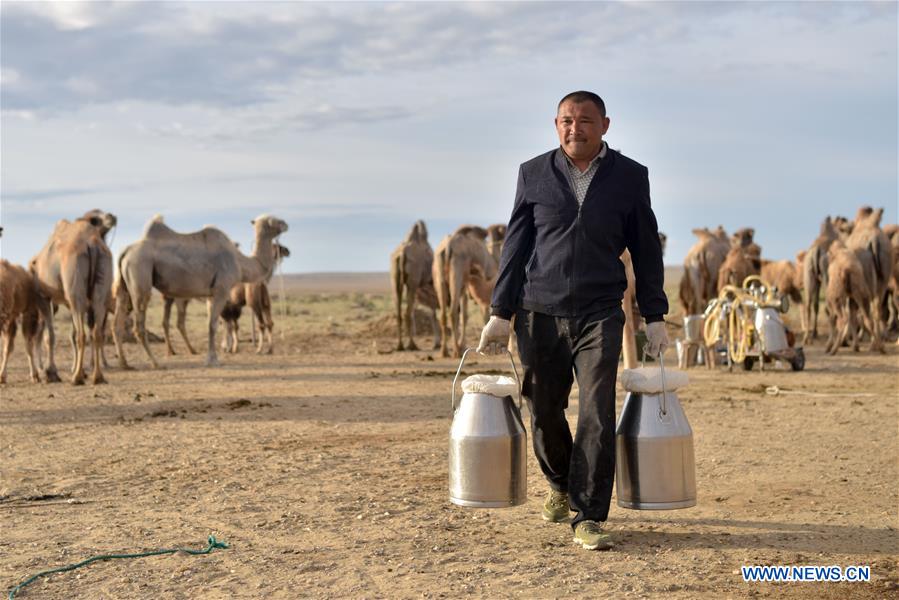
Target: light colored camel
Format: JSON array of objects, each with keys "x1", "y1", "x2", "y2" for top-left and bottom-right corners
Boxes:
[
  {"x1": 846, "y1": 206, "x2": 892, "y2": 343},
  {"x1": 824, "y1": 239, "x2": 882, "y2": 354},
  {"x1": 433, "y1": 225, "x2": 498, "y2": 358},
  {"x1": 161, "y1": 242, "x2": 290, "y2": 356},
  {"x1": 0, "y1": 260, "x2": 44, "y2": 384},
  {"x1": 621, "y1": 231, "x2": 667, "y2": 369},
  {"x1": 113, "y1": 214, "x2": 288, "y2": 368},
  {"x1": 679, "y1": 226, "x2": 730, "y2": 315},
  {"x1": 30, "y1": 214, "x2": 114, "y2": 385},
  {"x1": 800, "y1": 216, "x2": 840, "y2": 343},
  {"x1": 390, "y1": 220, "x2": 440, "y2": 351}
]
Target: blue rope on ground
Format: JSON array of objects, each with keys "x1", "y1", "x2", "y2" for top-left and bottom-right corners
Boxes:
[{"x1": 7, "y1": 535, "x2": 229, "y2": 599}]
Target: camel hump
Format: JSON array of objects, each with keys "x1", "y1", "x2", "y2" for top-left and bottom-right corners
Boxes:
[
  {"x1": 453, "y1": 225, "x2": 488, "y2": 240},
  {"x1": 691, "y1": 228, "x2": 713, "y2": 241},
  {"x1": 142, "y1": 214, "x2": 174, "y2": 238}
]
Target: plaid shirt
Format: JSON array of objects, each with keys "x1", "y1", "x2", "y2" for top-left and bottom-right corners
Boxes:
[{"x1": 564, "y1": 141, "x2": 608, "y2": 205}]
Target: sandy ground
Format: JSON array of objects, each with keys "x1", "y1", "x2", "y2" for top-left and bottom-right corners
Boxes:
[{"x1": 1, "y1": 281, "x2": 897, "y2": 599}]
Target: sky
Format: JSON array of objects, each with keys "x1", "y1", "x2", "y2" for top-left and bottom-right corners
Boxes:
[{"x1": 1, "y1": 1, "x2": 896, "y2": 273}]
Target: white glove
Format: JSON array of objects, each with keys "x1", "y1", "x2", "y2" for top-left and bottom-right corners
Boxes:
[
  {"x1": 477, "y1": 316, "x2": 511, "y2": 355},
  {"x1": 644, "y1": 321, "x2": 669, "y2": 358}
]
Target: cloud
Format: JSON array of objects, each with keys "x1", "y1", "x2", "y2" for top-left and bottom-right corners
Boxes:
[{"x1": 3, "y1": 2, "x2": 892, "y2": 115}]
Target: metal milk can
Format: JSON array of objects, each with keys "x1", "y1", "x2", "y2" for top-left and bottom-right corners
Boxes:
[
  {"x1": 616, "y1": 354, "x2": 696, "y2": 510},
  {"x1": 449, "y1": 348, "x2": 527, "y2": 508}
]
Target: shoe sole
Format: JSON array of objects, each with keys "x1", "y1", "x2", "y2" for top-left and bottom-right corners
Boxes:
[
  {"x1": 573, "y1": 537, "x2": 614, "y2": 551},
  {"x1": 542, "y1": 512, "x2": 571, "y2": 523}
]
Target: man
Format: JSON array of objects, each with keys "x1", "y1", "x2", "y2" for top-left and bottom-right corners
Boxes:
[{"x1": 477, "y1": 91, "x2": 668, "y2": 550}]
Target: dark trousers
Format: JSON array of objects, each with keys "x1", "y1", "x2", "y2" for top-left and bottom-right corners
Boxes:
[{"x1": 514, "y1": 305, "x2": 624, "y2": 527}]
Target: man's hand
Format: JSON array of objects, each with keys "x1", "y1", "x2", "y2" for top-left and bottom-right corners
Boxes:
[
  {"x1": 644, "y1": 321, "x2": 669, "y2": 358},
  {"x1": 477, "y1": 316, "x2": 511, "y2": 355}
]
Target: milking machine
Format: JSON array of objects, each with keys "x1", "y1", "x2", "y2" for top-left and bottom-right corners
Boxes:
[{"x1": 701, "y1": 275, "x2": 805, "y2": 372}]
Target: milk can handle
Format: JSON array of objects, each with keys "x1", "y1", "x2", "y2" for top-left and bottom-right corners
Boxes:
[
  {"x1": 451, "y1": 347, "x2": 522, "y2": 412},
  {"x1": 641, "y1": 346, "x2": 668, "y2": 418}
]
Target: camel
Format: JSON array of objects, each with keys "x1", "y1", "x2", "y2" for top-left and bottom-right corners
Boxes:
[
  {"x1": 824, "y1": 239, "x2": 882, "y2": 354},
  {"x1": 679, "y1": 226, "x2": 730, "y2": 315},
  {"x1": 390, "y1": 220, "x2": 440, "y2": 351},
  {"x1": 621, "y1": 231, "x2": 667, "y2": 368},
  {"x1": 113, "y1": 214, "x2": 288, "y2": 368},
  {"x1": 882, "y1": 224, "x2": 899, "y2": 337},
  {"x1": 433, "y1": 225, "x2": 499, "y2": 358},
  {"x1": 760, "y1": 259, "x2": 802, "y2": 305},
  {"x1": 717, "y1": 244, "x2": 760, "y2": 293},
  {"x1": 800, "y1": 216, "x2": 840, "y2": 343},
  {"x1": 229, "y1": 243, "x2": 291, "y2": 355},
  {"x1": 0, "y1": 260, "x2": 44, "y2": 384},
  {"x1": 30, "y1": 213, "x2": 114, "y2": 385},
  {"x1": 161, "y1": 242, "x2": 290, "y2": 356},
  {"x1": 845, "y1": 206, "x2": 893, "y2": 343},
  {"x1": 485, "y1": 224, "x2": 507, "y2": 264}
]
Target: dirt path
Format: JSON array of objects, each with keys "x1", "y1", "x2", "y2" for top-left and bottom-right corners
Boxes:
[{"x1": 1, "y1": 303, "x2": 897, "y2": 599}]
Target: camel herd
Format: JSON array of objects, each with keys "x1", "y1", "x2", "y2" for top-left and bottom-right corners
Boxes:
[
  {"x1": 0, "y1": 211, "x2": 288, "y2": 385},
  {"x1": 678, "y1": 206, "x2": 898, "y2": 356},
  {"x1": 391, "y1": 222, "x2": 506, "y2": 358}
]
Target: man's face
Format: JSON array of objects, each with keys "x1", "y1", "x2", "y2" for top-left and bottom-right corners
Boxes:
[{"x1": 555, "y1": 100, "x2": 610, "y2": 161}]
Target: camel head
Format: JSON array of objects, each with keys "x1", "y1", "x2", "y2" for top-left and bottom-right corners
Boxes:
[
  {"x1": 832, "y1": 215, "x2": 852, "y2": 238},
  {"x1": 691, "y1": 227, "x2": 713, "y2": 241},
  {"x1": 731, "y1": 227, "x2": 755, "y2": 248},
  {"x1": 274, "y1": 243, "x2": 291, "y2": 263},
  {"x1": 81, "y1": 209, "x2": 118, "y2": 239},
  {"x1": 251, "y1": 214, "x2": 288, "y2": 240},
  {"x1": 486, "y1": 223, "x2": 507, "y2": 262},
  {"x1": 853, "y1": 205, "x2": 873, "y2": 226},
  {"x1": 658, "y1": 232, "x2": 667, "y2": 257},
  {"x1": 404, "y1": 220, "x2": 429, "y2": 244}
]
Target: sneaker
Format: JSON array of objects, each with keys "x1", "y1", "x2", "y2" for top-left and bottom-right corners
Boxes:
[
  {"x1": 573, "y1": 520, "x2": 614, "y2": 550},
  {"x1": 542, "y1": 489, "x2": 571, "y2": 522}
]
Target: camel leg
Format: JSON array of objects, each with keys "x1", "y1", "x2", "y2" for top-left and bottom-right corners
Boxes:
[
  {"x1": 134, "y1": 296, "x2": 160, "y2": 369},
  {"x1": 429, "y1": 309, "x2": 441, "y2": 351},
  {"x1": 255, "y1": 316, "x2": 265, "y2": 354},
  {"x1": 232, "y1": 319, "x2": 240, "y2": 354},
  {"x1": 221, "y1": 319, "x2": 231, "y2": 352},
  {"x1": 36, "y1": 298, "x2": 61, "y2": 382},
  {"x1": 70, "y1": 310, "x2": 87, "y2": 385},
  {"x1": 176, "y1": 302, "x2": 197, "y2": 354},
  {"x1": 21, "y1": 314, "x2": 41, "y2": 383},
  {"x1": 405, "y1": 282, "x2": 419, "y2": 351},
  {"x1": 205, "y1": 294, "x2": 227, "y2": 366},
  {"x1": 162, "y1": 297, "x2": 176, "y2": 356},
  {"x1": 859, "y1": 298, "x2": 884, "y2": 354},
  {"x1": 112, "y1": 289, "x2": 133, "y2": 370},
  {"x1": 448, "y1": 264, "x2": 466, "y2": 359},
  {"x1": 394, "y1": 273, "x2": 405, "y2": 352},
  {"x1": 90, "y1": 309, "x2": 107, "y2": 385},
  {"x1": 0, "y1": 322, "x2": 15, "y2": 384}
]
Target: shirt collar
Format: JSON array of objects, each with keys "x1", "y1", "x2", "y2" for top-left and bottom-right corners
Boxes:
[{"x1": 562, "y1": 141, "x2": 607, "y2": 172}]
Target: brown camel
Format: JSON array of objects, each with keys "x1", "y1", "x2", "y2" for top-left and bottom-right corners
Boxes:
[
  {"x1": 113, "y1": 214, "x2": 288, "y2": 368},
  {"x1": 717, "y1": 245, "x2": 760, "y2": 293},
  {"x1": 433, "y1": 225, "x2": 499, "y2": 358},
  {"x1": 390, "y1": 220, "x2": 440, "y2": 351},
  {"x1": 30, "y1": 213, "x2": 114, "y2": 385},
  {"x1": 824, "y1": 239, "x2": 882, "y2": 354},
  {"x1": 760, "y1": 259, "x2": 802, "y2": 305},
  {"x1": 845, "y1": 206, "x2": 893, "y2": 343},
  {"x1": 679, "y1": 226, "x2": 730, "y2": 315},
  {"x1": 800, "y1": 216, "x2": 840, "y2": 343},
  {"x1": 882, "y1": 224, "x2": 899, "y2": 337},
  {"x1": 0, "y1": 260, "x2": 44, "y2": 384}
]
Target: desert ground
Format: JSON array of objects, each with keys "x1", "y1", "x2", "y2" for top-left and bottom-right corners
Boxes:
[{"x1": 1, "y1": 271, "x2": 897, "y2": 599}]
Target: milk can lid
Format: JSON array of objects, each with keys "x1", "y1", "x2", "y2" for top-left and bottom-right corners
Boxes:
[{"x1": 461, "y1": 375, "x2": 518, "y2": 397}]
